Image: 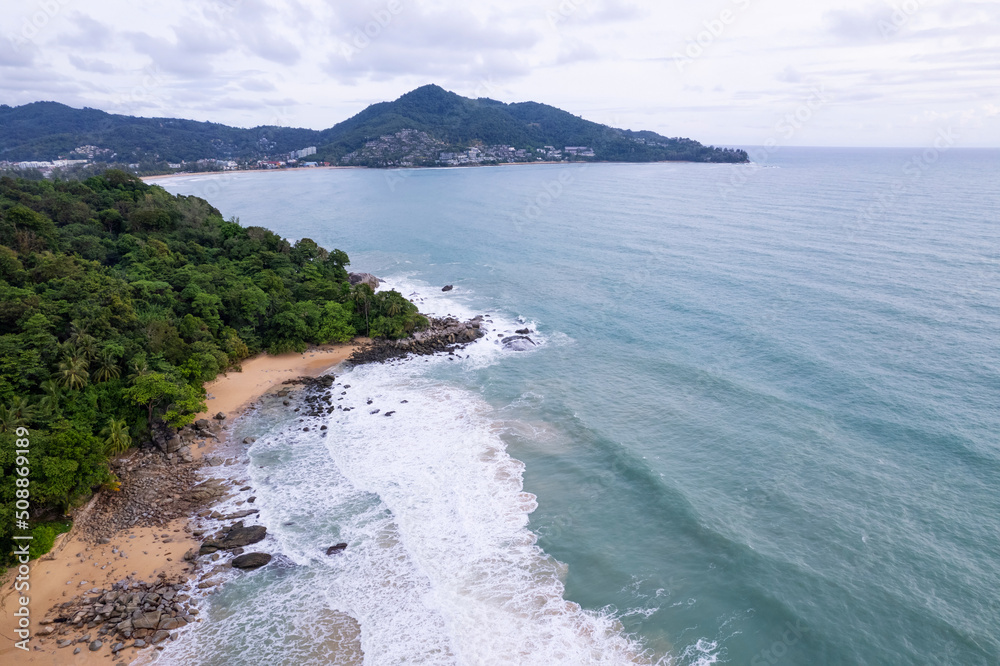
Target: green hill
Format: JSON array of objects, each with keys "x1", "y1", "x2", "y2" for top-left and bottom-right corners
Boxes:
[{"x1": 1, "y1": 85, "x2": 747, "y2": 166}]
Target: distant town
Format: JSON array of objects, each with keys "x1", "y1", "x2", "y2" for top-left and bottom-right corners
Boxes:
[{"x1": 1, "y1": 131, "x2": 599, "y2": 178}]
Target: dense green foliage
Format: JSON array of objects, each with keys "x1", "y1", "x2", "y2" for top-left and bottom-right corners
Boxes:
[
  {"x1": 1, "y1": 86, "x2": 747, "y2": 166},
  {"x1": 0, "y1": 171, "x2": 424, "y2": 562},
  {"x1": 0, "y1": 102, "x2": 318, "y2": 163},
  {"x1": 320, "y1": 85, "x2": 748, "y2": 164}
]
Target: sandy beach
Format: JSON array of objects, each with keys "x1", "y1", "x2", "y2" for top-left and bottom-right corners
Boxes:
[{"x1": 0, "y1": 343, "x2": 359, "y2": 664}]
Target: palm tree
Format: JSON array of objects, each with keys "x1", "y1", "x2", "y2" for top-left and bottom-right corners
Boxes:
[
  {"x1": 38, "y1": 379, "x2": 63, "y2": 418},
  {"x1": 351, "y1": 284, "x2": 374, "y2": 336},
  {"x1": 102, "y1": 419, "x2": 132, "y2": 456},
  {"x1": 93, "y1": 349, "x2": 121, "y2": 383},
  {"x1": 57, "y1": 355, "x2": 89, "y2": 390},
  {"x1": 385, "y1": 295, "x2": 404, "y2": 318},
  {"x1": 0, "y1": 397, "x2": 35, "y2": 432},
  {"x1": 72, "y1": 333, "x2": 99, "y2": 362}
]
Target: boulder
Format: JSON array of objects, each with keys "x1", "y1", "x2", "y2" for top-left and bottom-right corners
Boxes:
[
  {"x1": 326, "y1": 543, "x2": 348, "y2": 556},
  {"x1": 442, "y1": 285, "x2": 454, "y2": 292},
  {"x1": 88, "y1": 640, "x2": 103, "y2": 652},
  {"x1": 348, "y1": 273, "x2": 381, "y2": 290},
  {"x1": 232, "y1": 553, "x2": 272, "y2": 569},
  {"x1": 204, "y1": 522, "x2": 267, "y2": 550},
  {"x1": 516, "y1": 328, "x2": 532, "y2": 335},
  {"x1": 163, "y1": 436, "x2": 183, "y2": 454},
  {"x1": 132, "y1": 610, "x2": 161, "y2": 630},
  {"x1": 158, "y1": 617, "x2": 186, "y2": 631},
  {"x1": 214, "y1": 412, "x2": 226, "y2": 420},
  {"x1": 194, "y1": 419, "x2": 210, "y2": 429},
  {"x1": 151, "y1": 630, "x2": 170, "y2": 644},
  {"x1": 501, "y1": 336, "x2": 536, "y2": 352}
]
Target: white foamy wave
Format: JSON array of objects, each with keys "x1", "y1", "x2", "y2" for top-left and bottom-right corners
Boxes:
[
  {"x1": 378, "y1": 274, "x2": 548, "y2": 369},
  {"x1": 318, "y1": 361, "x2": 646, "y2": 665}
]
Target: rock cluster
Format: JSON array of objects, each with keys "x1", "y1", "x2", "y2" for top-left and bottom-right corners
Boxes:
[
  {"x1": 349, "y1": 316, "x2": 486, "y2": 364},
  {"x1": 279, "y1": 375, "x2": 337, "y2": 417},
  {"x1": 90, "y1": 451, "x2": 225, "y2": 539},
  {"x1": 155, "y1": 417, "x2": 229, "y2": 464},
  {"x1": 38, "y1": 576, "x2": 194, "y2": 655}
]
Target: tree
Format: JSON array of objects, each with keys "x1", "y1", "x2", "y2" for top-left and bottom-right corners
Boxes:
[
  {"x1": 38, "y1": 379, "x2": 62, "y2": 418},
  {"x1": 0, "y1": 397, "x2": 35, "y2": 432},
  {"x1": 124, "y1": 372, "x2": 204, "y2": 427},
  {"x1": 124, "y1": 372, "x2": 177, "y2": 426},
  {"x1": 93, "y1": 348, "x2": 121, "y2": 382},
  {"x1": 317, "y1": 302, "x2": 356, "y2": 343},
  {"x1": 57, "y1": 355, "x2": 89, "y2": 390},
  {"x1": 350, "y1": 284, "x2": 375, "y2": 336},
  {"x1": 101, "y1": 418, "x2": 132, "y2": 456}
]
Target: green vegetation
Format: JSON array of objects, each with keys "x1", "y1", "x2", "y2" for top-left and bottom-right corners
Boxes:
[
  {"x1": 320, "y1": 85, "x2": 748, "y2": 164},
  {"x1": 1, "y1": 85, "x2": 747, "y2": 168},
  {"x1": 29, "y1": 520, "x2": 72, "y2": 559},
  {"x1": 0, "y1": 170, "x2": 425, "y2": 563}
]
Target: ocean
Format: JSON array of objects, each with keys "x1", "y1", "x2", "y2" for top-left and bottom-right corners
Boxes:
[{"x1": 150, "y1": 148, "x2": 1000, "y2": 665}]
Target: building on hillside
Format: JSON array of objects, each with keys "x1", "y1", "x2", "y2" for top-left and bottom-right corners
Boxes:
[{"x1": 292, "y1": 146, "x2": 317, "y2": 159}]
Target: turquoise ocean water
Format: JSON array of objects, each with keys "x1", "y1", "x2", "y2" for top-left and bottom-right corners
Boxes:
[{"x1": 151, "y1": 148, "x2": 1000, "y2": 665}]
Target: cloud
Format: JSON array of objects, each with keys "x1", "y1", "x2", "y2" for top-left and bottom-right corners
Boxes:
[
  {"x1": 823, "y1": 4, "x2": 898, "y2": 44},
  {"x1": 54, "y1": 13, "x2": 116, "y2": 48},
  {"x1": 553, "y1": 41, "x2": 600, "y2": 66},
  {"x1": 68, "y1": 55, "x2": 118, "y2": 74},
  {"x1": 322, "y1": 3, "x2": 538, "y2": 85},
  {"x1": 0, "y1": 35, "x2": 37, "y2": 67}
]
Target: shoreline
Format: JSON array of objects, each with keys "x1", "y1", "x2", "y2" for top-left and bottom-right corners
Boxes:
[
  {"x1": 0, "y1": 343, "x2": 359, "y2": 664},
  {"x1": 140, "y1": 158, "x2": 731, "y2": 182}
]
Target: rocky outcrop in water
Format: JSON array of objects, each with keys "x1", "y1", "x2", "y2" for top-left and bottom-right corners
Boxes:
[
  {"x1": 199, "y1": 521, "x2": 266, "y2": 554},
  {"x1": 502, "y1": 335, "x2": 536, "y2": 351},
  {"x1": 348, "y1": 272, "x2": 381, "y2": 290},
  {"x1": 349, "y1": 316, "x2": 486, "y2": 364},
  {"x1": 231, "y1": 552, "x2": 272, "y2": 569}
]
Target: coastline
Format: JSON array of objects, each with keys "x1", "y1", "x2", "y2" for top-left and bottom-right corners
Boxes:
[
  {"x1": 140, "y1": 158, "x2": 729, "y2": 182},
  {"x1": 0, "y1": 343, "x2": 359, "y2": 664}
]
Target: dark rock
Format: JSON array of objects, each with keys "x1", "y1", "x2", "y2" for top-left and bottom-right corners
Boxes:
[
  {"x1": 151, "y1": 630, "x2": 170, "y2": 644},
  {"x1": 516, "y1": 328, "x2": 533, "y2": 335},
  {"x1": 232, "y1": 552, "x2": 272, "y2": 569},
  {"x1": 501, "y1": 335, "x2": 536, "y2": 351},
  {"x1": 202, "y1": 522, "x2": 267, "y2": 551},
  {"x1": 88, "y1": 640, "x2": 103, "y2": 651},
  {"x1": 442, "y1": 285, "x2": 454, "y2": 292},
  {"x1": 384, "y1": 411, "x2": 395, "y2": 417},
  {"x1": 214, "y1": 412, "x2": 226, "y2": 420},
  {"x1": 326, "y1": 543, "x2": 348, "y2": 555}
]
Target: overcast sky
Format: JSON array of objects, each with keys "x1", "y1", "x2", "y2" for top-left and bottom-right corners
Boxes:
[{"x1": 2, "y1": 0, "x2": 997, "y2": 147}]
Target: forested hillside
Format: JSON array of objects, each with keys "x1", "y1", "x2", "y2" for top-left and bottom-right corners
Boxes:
[
  {"x1": 1, "y1": 85, "x2": 747, "y2": 167},
  {"x1": 0, "y1": 171, "x2": 424, "y2": 561}
]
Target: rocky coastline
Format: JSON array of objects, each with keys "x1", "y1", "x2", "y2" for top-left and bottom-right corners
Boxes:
[
  {"x1": 18, "y1": 305, "x2": 527, "y2": 662},
  {"x1": 348, "y1": 315, "x2": 487, "y2": 364}
]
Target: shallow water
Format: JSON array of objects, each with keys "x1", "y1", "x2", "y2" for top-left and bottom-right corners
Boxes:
[{"x1": 155, "y1": 148, "x2": 1000, "y2": 665}]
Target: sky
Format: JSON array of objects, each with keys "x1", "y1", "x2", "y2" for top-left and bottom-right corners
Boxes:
[{"x1": 1, "y1": 0, "x2": 998, "y2": 147}]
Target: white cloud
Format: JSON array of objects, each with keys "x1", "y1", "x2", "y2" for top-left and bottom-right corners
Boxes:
[{"x1": 0, "y1": 0, "x2": 995, "y2": 146}]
